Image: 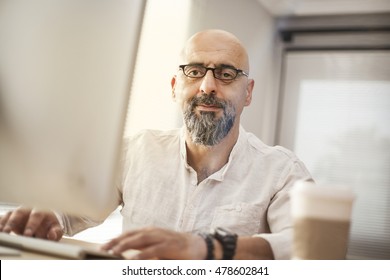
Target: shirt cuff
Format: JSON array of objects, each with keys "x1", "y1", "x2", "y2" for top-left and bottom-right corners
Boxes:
[
  {"x1": 253, "y1": 229, "x2": 293, "y2": 260},
  {"x1": 53, "y1": 211, "x2": 66, "y2": 235}
]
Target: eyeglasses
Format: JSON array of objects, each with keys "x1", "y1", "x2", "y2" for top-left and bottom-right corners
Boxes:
[{"x1": 179, "y1": 64, "x2": 249, "y2": 81}]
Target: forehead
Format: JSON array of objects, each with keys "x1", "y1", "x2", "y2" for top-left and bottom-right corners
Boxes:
[{"x1": 181, "y1": 33, "x2": 248, "y2": 69}]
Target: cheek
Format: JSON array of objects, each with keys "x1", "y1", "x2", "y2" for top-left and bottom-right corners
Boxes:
[
  {"x1": 225, "y1": 93, "x2": 249, "y2": 118},
  {"x1": 228, "y1": 88, "x2": 248, "y2": 108},
  {"x1": 174, "y1": 90, "x2": 192, "y2": 113},
  {"x1": 174, "y1": 83, "x2": 197, "y2": 105}
]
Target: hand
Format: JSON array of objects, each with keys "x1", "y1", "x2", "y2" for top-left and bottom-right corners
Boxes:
[
  {"x1": 101, "y1": 227, "x2": 207, "y2": 260},
  {"x1": 0, "y1": 207, "x2": 63, "y2": 241}
]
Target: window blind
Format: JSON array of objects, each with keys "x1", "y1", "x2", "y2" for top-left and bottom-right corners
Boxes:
[{"x1": 278, "y1": 51, "x2": 390, "y2": 259}]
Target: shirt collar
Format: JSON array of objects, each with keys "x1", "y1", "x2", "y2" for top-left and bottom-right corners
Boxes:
[
  {"x1": 212, "y1": 125, "x2": 246, "y2": 181},
  {"x1": 179, "y1": 125, "x2": 247, "y2": 182},
  {"x1": 179, "y1": 126, "x2": 190, "y2": 168}
]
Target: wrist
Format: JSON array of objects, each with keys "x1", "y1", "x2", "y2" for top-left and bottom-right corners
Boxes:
[{"x1": 212, "y1": 237, "x2": 223, "y2": 260}]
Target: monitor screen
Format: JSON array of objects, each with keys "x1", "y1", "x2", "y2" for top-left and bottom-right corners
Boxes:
[{"x1": 0, "y1": 0, "x2": 146, "y2": 219}]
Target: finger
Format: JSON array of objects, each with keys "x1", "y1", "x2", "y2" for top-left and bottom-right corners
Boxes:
[
  {"x1": 128, "y1": 239, "x2": 185, "y2": 260},
  {"x1": 101, "y1": 237, "x2": 134, "y2": 253},
  {"x1": 128, "y1": 232, "x2": 201, "y2": 260},
  {"x1": 108, "y1": 232, "x2": 153, "y2": 255},
  {"x1": 23, "y1": 210, "x2": 46, "y2": 237},
  {"x1": 45, "y1": 214, "x2": 63, "y2": 240},
  {"x1": 32, "y1": 214, "x2": 60, "y2": 240},
  {"x1": 3, "y1": 208, "x2": 32, "y2": 234},
  {"x1": 101, "y1": 230, "x2": 143, "y2": 251},
  {"x1": 0, "y1": 211, "x2": 12, "y2": 231},
  {"x1": 101, "y1": 236, "x2": 123, "y2": 251},
  {"x1": 47, "y1": 224, "x2": 63, "y2": 241},
  {"x1": 109, "y1": 227, "x2": 174, "y2": 253},
  {"x1": 131, "y1": 244, "x2": 165, "y2": 260}
]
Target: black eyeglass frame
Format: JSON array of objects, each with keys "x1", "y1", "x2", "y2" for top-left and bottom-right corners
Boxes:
[{"x1": 179, "y1": 64, "x2": 249, "y2": 81}]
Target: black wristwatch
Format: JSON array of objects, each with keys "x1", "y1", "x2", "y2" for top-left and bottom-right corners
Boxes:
[{"x1": 212, "y1": 227, "x2": 238, "y2": 260}]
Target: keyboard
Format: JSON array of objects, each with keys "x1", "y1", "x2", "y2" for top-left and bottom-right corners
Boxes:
[{"x1": 0, "y1": 232, "x2": 120, "y2": 259}]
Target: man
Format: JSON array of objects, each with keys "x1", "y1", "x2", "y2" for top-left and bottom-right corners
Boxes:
[{"x1": 0, "y1": 29, "x2": 313, "y2": 260}]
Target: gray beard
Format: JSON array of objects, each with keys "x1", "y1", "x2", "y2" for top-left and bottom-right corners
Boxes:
[{"x1": 183, "y1": 94, "x2": 236, "y2": 146}]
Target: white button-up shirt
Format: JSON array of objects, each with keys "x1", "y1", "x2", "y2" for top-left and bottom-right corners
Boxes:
[
  {"x1": 63, "y1": 126, "x2": 312, "y2": 259},
  {"x1": 117, "y1": 126, "x2": 312, "y2": 259}
]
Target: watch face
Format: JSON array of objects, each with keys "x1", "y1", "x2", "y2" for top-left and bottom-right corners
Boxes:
[
  {"x1": 215, "y1": 227, "x2": 236, "y2": 237},
  {"x1": 215, "y1": 227, "x2": 227, "y2": 236}
]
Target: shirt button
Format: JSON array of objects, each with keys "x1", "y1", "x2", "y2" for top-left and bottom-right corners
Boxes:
[{"x1": 236, "y1": 205, "x2": 242, "y2": 212}]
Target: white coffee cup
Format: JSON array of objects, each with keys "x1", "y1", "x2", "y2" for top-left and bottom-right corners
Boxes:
[{"x1": 290, "y1": 180, "x2": 355, "y2": 259}]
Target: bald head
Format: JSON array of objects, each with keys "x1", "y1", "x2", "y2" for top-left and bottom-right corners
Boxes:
[{"x1": 180, "y1": 29, "x2": 250, "y2": 73}]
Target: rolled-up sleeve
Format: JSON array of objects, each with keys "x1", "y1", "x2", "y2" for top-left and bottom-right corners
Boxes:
[{"x1": 255, "y1": 160, "x2": 313, "y2": 259}]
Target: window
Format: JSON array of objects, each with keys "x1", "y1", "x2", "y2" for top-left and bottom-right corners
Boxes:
[{"x1": 278, "y1": 50, "x2": 390, "y2": 259}]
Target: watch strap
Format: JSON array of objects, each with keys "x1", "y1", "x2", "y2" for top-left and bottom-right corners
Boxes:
[{"x1": 199, "y1": 233, "x2": 214, "y2": 260}]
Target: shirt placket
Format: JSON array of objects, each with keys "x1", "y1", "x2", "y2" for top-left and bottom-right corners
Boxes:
[{"x1": 178, "y1": 170, "x2": 206, "y2": 232}]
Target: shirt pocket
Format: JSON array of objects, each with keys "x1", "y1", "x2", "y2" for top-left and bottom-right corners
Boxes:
[{"x1": 210, "y1": 202, "x2": 263, "y2": 235}]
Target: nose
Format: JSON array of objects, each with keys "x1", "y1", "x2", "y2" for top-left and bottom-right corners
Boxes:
[{"x1": 199, "y1": 69, "x2": 217, "y2": 95}]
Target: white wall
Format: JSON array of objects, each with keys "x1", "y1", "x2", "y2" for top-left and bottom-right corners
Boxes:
[{"x1": 125, "y1": 0, "x2": 190, "y2": 136}]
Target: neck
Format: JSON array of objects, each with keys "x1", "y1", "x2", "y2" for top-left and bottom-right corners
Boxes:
[{"x1": 185, "y1": 124, "x2": 239, "y2": 183}]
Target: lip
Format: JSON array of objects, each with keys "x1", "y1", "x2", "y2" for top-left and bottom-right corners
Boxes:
[{"x1": 196, "y1": 104, "x2": 222, "y2": 112}]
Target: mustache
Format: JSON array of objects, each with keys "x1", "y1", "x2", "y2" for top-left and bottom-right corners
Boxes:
[{"x1": 189, "y1": 94, "x2": 227, "y2": 109}]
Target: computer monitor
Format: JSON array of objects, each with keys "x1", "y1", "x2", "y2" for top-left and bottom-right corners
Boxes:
[{"x1": 0, "y1": 0, "x2": 146, "y2": 220}]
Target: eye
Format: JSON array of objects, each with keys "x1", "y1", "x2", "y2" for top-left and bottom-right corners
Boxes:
[
  {"x1": 184, "y1": 66, "x2": 205, "y2": 78},
  {"x1": 217, "y1": 67, "x2": 237, "y2": 80}
]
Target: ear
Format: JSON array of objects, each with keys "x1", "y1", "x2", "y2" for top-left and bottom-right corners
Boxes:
[
  {"x1": 171, "y1": 75, "x2": 177, "y2": 100},
  {"x1": 244, "y1": 79, "x2": 254, "y2": 106}
]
